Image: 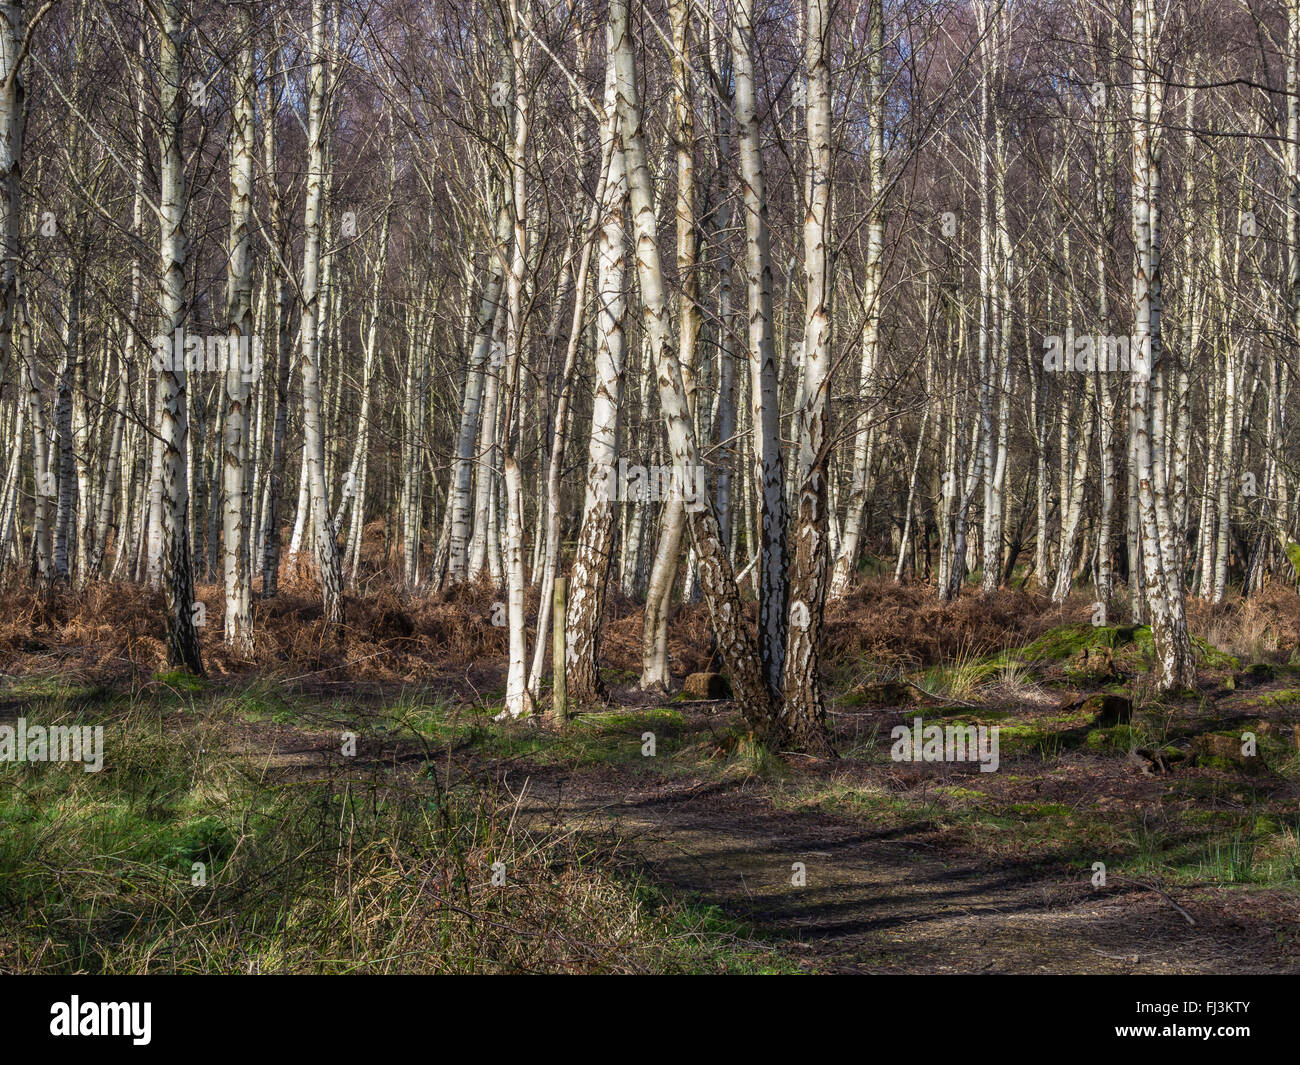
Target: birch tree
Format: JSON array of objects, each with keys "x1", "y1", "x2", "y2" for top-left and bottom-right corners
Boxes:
[
  {"x1": 732, "y1": 0, "x2": 786, "y2": 694},
  {"x1": 1130, "y1": 0, "x2": 1193, "y2": 691},
  {"x1": 222, "y1": 9, "x2": 255, "y2": 654},
  {"x1": 156, "y1": 0, "x2": 202, "y2": 673},
  {"x1": 779, "y1": 0, "x2": 833, "y2": 750},
  {"x1": 566, "y1": 54, "x2": 624, "y2": 705},
  {"x1": 610, "y1": 0, "x2": 776, "y2": 738},
  {"x1": 299, "y1": 0, "x2": 344, "y2": 626}
]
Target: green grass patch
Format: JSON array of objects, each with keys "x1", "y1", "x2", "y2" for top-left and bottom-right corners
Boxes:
[{"x1": 0, "y1": 682, "x2": 797, "y2": 974}]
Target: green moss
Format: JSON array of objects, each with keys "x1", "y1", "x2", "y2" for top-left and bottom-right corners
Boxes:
[
  {"x1": 154, "y1": 669, "x2": 206, "y2": 692},
  {"x1": 1016, "y1": 623, "x2": 1236, "y2": 675},
  {"x1": 1019, "y1": 625, "x2": 1110, "y2": 662},
  {"x1": 1192, "y1": 637, "x2": 1239, "y2": 671},
  {"x1": 1020, "y1": 622, "x2": 1150, "y2": 662},
  {"x1": 1086, "y1": 724, "x2": 1140, "y2": 751},
  {"x1": 938, "y1": 786, "x2": 989, "y2": 804}
]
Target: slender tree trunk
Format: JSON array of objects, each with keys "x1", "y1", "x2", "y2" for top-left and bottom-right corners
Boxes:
[
  {"x1": 222, "y1": 20, "x2": 255, "y2": 654},
  {"x1": 830, "y1": 0, "x2": 883, "y2": 597},
  {"x1": 19, "y1": 297, "x2": 50, "y2": 582},
  {"x1": 448, "y1": 198, "x2": 510, "y2": 585},
  {"x1": 779, "y1": 0, "x2": 834, "y2": 751},
  {"x1": 0, "y1": 0, "x2": 27, "y2": 471},
  {"x1": 156, "y1": 0, "x2": 202, "y2": 673},
  {"x1": 640, "y1": 0, "x2": 700, "y2": 694},
  {"x1": 1130, "y1": 0, "x2": 1192, "y2": 691},
  {"x1": 732, "y1": 0, "x2": 786, "y2": 696},
  {"x1": 499, "y1": 0, "x2": 534, "y2": 718},
  {"x1": 299, "y1": 0, "x2": 344, "y2": 626},
  {"x1": 566, "y1": 58, "x2": 624, "y2": 705},
  {"x1": 610, "y1": 0, "x2": 775, "y2": 736},
  {"x1": 260, "y1": 30, "x2": 291, "y2": 598}
]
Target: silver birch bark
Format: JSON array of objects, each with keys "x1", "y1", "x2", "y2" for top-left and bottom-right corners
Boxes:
[
  {"x1": 732, "y1": 0, "x2": 786, "y2": 695},
  {"x1": 830, "y1": 0, "x2": 883, "y2": 597},
  {"x1": 0, "y1": 0, "x2": 27, "y2": 450},
  {"x1": 499, "y1": 0, "x2": 533, "y2": 718},
  {"x1": 222, "y1": 20, "x2": 255, "y2": 653},
  {"x1": 640, "y1": 0, "x2": 699, "y2": 694},
  {"x1": 610, "y1": 0, "x2": 775, "y2": 734},
  {"x1": 529, "y1": 206, "x2": 599, "y2": 697},
  {"x1": 259, "y1": 28, "x2": 292, "y2": 598},
  {"x1": 19, "y1": 296, "x2": 49, "y2": 581},
  {"x1": 299, "y1": 0, "x2": 344, "y2": 626},
  {"x1": 778, "y1": 0, "x2": 833, "y2": 750},
  {"x1": 1130, "y1": 0, "x2": 1192, "y2": 691},
  {"x1": 156, "y1": 0, "x2": 202, "y2": 672},
  {"x1": 566, "y1": 57, "x2": 624, "y2": 705},
  {"x1": 448, "y1": 197, "x2": 510, "y2": 585}
]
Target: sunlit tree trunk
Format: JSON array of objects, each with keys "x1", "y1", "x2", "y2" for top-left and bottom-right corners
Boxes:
[
  {"x1": 156, "y1": 0, "x2": 202, "y2": 672},
  {"x1": 448, "y1": 197, "x2": 510, "y2": 585},
  {"x1": 640, "y1": 0, "x2": 699, "y2": 694},
  {"x1": 299, "y1": 0, "x2": 344, "y2": 626},
  {"x1": 610, "y1": 0, "x2": 775, "y2": 735},
  {"x1": 566, "y1": 58, "x2": 624, "y2": 705},
  {"x1": 222, "y1": 19, "x2": 255, "y2": 654},
  {"x1": 779, "y1": 0, "x2": 833, "y2": 750},
  {"x1": 1130, "y1": 0, "x2": 1192, "y2": 691},
  {"x1": 499, "y1": 0, "x2": 534, "y2": 718},
  {"x1": 732, "y1": 0, "x2": 786, "y2": 695}
]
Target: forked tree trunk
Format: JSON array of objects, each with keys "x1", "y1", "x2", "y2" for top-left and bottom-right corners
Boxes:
[
  {"x1": 448, "y1": 200, "x2": 510, "y2": 585},
  {"x1": 566, "y1": 57, "x2": 625, "y2": 705},
  {"x1": 610, "y1": 0, "x2": 775, "y2": 737},
  {"x1": 640, "y1": 0, "x2": 699, "y2": 694},
  {"x1": 778, "y1": 0, "x2": 833, "y2": 752}
]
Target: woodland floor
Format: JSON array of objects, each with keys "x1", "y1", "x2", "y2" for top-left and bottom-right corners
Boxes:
[
  {"x1": 3, "y1": 577, "x2": 1300, "y2": 973},
  {"x1": 188, "y1": 684, "x2": 1300, "y2": 974}
]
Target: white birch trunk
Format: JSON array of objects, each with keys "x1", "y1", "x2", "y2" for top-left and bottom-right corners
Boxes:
[{"x1": 610, "y1": 0, "x2": 775, "y2": 734}]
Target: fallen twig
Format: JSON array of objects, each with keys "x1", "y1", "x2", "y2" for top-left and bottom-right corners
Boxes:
[{"x1": 1109, "y1": 874, "x2": 1196, "y2": 926}]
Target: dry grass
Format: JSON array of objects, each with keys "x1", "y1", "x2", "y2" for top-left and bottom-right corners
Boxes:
[
  {"x1": 7, "y1": 571, "x2": 1300, "y2": 696},
  {"x1": 0, "y1": 685, "x2": 788, "y2": 974}
]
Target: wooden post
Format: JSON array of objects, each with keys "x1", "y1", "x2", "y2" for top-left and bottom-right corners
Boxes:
[{"x1": 552, "y1": 576, "x2": 567, "y2": 724}]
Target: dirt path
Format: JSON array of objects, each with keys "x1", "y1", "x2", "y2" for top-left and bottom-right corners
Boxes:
[
  {"x1": 506, "y1": 764, "x2": 1297, "y2": 974},
  {"x1": 210, "y1": 689, "x2": 1299, "y2": 975}
]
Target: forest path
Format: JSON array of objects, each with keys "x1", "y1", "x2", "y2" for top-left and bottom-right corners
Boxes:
[
  {"x1": 506, "y1": 758, "x2": 1293, "y2": 974},
  {"x1": 213, "y1": 683, "x2": 1298, "y2": 976}
]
